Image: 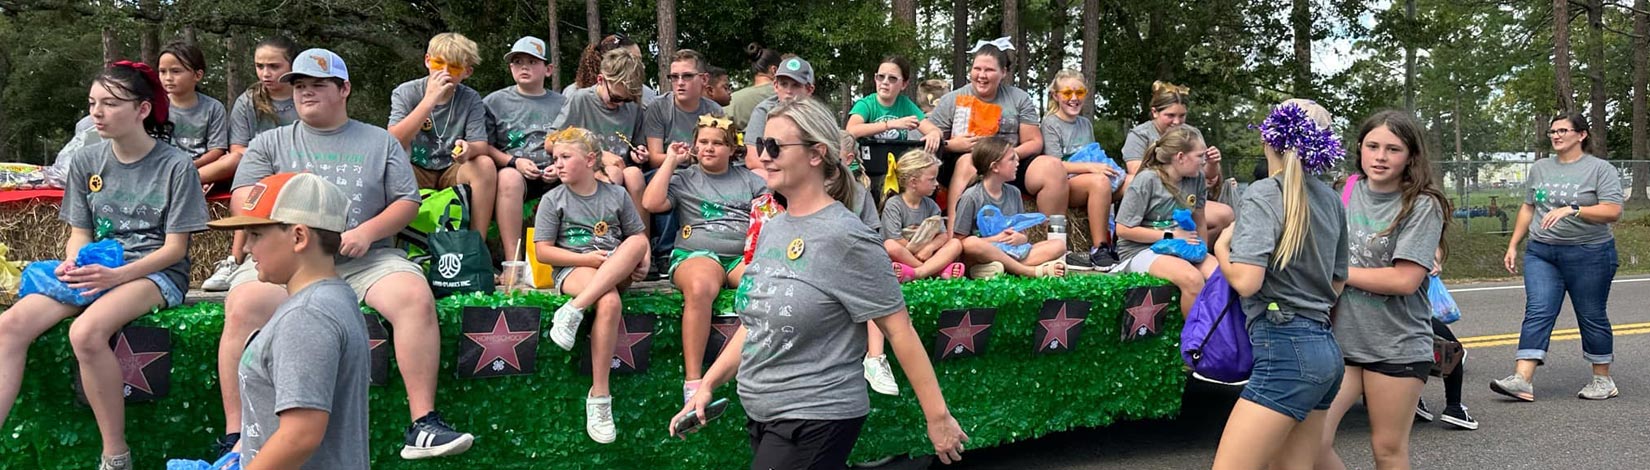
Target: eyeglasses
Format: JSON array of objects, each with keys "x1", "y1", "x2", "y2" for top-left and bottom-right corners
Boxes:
[
  {"x1": 667, "y1": 72, "x2": 703, "y2": 83},
  {"x1": 873, "y1": 73, "x2": 903, "y2": 84},
  {"x1": 1547, "y1": 128, "x2": 1575, "y2": 137},
  {"x1": 1056, "y1": 88, "x2": 1088, "y2": 101},
  {"x1": 603, "y1": 81, "x2": 635, "y2": 104},
  {"x1": 755, "y1": 137, "x2": 812, "y2": 158},
  {"x1": 425, "y1": 57, "x2": 468, "y2": 76}
]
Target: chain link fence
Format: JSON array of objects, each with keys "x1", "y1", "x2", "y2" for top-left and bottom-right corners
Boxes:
[{"x1": 1436, "y1": 159, "x2": 1650, "y2": 236}]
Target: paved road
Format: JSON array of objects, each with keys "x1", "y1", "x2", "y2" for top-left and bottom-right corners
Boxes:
[{"x1": 934, "y1": 275, "x2": 1650, "y2": 470}]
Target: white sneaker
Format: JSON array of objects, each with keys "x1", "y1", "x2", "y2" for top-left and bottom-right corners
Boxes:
[
  {"x1": 550, "y1": 303, "x2": 585, "y2": 351},
  {"x1": 863, "y1": 355, "x2": 900, "y2": 396},
  {"x1": 202, "y1": 257, "x2": 239, "y2": 292},
  {"x1": 98, "y1": 451, "x2": 131, "y2": 470},
  {"x1": 586, "y1": 395, "x2": 617, "y2": 444}
]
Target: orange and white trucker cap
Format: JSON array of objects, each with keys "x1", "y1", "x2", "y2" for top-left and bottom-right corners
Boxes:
[{"x1": 208, "y1": 172, "x2": 351, "y2": 233}]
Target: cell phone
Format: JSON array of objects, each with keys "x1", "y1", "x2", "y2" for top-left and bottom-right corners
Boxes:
[{"x1": 673, "y1": 398, "x2": 730, "y2": 436}]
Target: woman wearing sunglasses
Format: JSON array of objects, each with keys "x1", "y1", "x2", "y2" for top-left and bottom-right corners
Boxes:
[
  {"x1": 846, "y1": 55, "x2": 925, "y2": 141},
  {"x1": 1041, "y1": 69, "x2": 1121, "y2": 271}
]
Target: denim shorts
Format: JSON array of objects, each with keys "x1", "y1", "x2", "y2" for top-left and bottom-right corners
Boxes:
[
  {"x1": 144, "y1": 272, "x2": 184, "y2": 308},
  {"x1": 1240, "y1": 315, "x2": 1344, "y2": 422}
]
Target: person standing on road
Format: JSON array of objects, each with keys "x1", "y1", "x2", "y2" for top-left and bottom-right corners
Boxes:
[
  {"x1": 1492, "y1": 113, "x2": 1623, "y2": 402},
  {"x1": 1210, "y1": 99, "x2": 1349, "y2": 470},
  {"x1": 1318, "y1": 110, "x2": 1451, "y2": 470}
]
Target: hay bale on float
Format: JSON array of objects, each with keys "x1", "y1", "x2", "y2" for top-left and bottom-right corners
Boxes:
[{"x1": 0, "y1": 198, "x2": 232, "y2": 305}]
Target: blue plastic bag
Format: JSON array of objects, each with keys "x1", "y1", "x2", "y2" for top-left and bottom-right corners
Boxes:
[
  {"x1": 1150, "y1": 208, "x2": 1206, "y2": 263},
  {"x1": 977, "y1": 204, "x2": 1046, "y2": 260},
  {"x1": 1427, "y1": 275, "x2": 1461, "y2": 324},
  {"x1": 1068, "y1": 143, "x2": 1125, "y2": 192},
  {"x1": 166, "y1": 451, "x2": 240, "y2": 470},
  {"x1": 16, "y1": 239, "x2": 126, "y2": 306}
]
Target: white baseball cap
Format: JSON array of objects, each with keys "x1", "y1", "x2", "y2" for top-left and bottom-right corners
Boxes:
[
  {"x1": 280, "y1": 48, "x2": 350, "y2": 83},
  {"x1": 504, "y1": 36, "x2": 549, "y2": 62}
]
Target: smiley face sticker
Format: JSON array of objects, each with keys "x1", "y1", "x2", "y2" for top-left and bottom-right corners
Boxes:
[
  {"x1": 593, "y1": 220, "x2": 609, "y2": 237},
  {"x1": 786, "y1": 237, "x2": 805, "y2": 260}
]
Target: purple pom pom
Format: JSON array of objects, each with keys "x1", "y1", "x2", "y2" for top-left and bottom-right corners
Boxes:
[{"x1": 1250, "y1": 103, "x2": 1345, "y2": 175}]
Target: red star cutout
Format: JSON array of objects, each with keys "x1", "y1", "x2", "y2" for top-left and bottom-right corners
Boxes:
[
  {"x1": 1038, "y1": 304, "x2": 1084, "y2": 351},
  {"x1": 1125, "y1": 290, "x2": 1168, "y2": 338},
  {"x1": 711, "y1": 318, "x2": 742, "y2": 341},
  {"x1": 613, "y1": 318, "x2": 653, "y2": 369},
  {"x1": 463, "y1": 313, "x2": 535, "y2": 374},
  {"x1": 938, "y1": 312, "x2": 991, "y2": 357},
  {"x1": 113, "y1": 332, "x2": 167, "y2": 395}
]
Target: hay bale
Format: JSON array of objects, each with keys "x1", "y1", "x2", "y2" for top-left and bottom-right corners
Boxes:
[
  {"x1": 1018, "y1": 195, "x2": 1096, "y2": 251},
  {"x1": 0, "y1": 199, "x2": 233, "y2": 305}
]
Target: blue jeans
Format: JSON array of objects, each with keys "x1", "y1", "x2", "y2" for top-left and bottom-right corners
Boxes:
[
  {"x1": 1240, "y1": 316, "x2": 1343, "y2": 422},
  {"x1": 1518, "y1": 240, "x2": 1617, "y2": 364}
]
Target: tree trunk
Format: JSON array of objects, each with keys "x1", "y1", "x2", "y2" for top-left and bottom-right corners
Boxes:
[
  {"x1": 1149, "y1": 9, "x2": 1171, "y2": 81},
  {"x1": 1290, "y1": 0, "x2": 1312, "y2": 96},
  {"x1": 1002, "y1": 0, "x2": 1019, "y2": 85},
  {"x1": 183, "y1": 26, "x2": 197, "y2": 46},
  {"x1": 1080, "y1": 0, "x2": 1098, "y2": 115},
  {"x1": 102, "y1": 27, "x2": 120, "y2": 65},
  {"x1": 893, "y1": 0, "x2": 918, "y2": 99},
  {"x1": 140, "y1": 0, "x2": 160, "y2": 65},
  {"x1": 0, "y1": 40, "x2": 10, "y2": 163},
  {"x1": 586, "y1": 0, "x2": 602, "y2": 46},
  {"x1": 1403, "y1": 0, "x2": 1416, "y2": 111},
  {"x1": 1632, "y1": 0, "x2": 1648, "y2": 199},
  {"x1": 656, "y1": 0, "x2": 677, "y2": 89},
  {"x1": 952, "y1": 0, "x2": 970, "y2": 89},
  {"x1": 1536, "y1": 113, "x2": 1552, "y2": 160},
  {"x1": 225, "y1": 31, "x2": 244, "y2": 106},
  {"x1": 1554, "y1": 0, "x2": 1577, "y2": 114},
  {"x1": 1047, "y1": 0, "x2": 1069, "y2": 84},
  {"x1": 549, "y1": 0, "x2": 562, "y2": 91},
  {"x1": 1586, "y1": 0, "x2": 1608, "y2": 157}
]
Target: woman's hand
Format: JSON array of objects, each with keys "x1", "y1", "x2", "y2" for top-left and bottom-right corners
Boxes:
[
  {"x1": 926, "y1": 413, "x2": 969, "y2": 464},
  {"x1": 1503, "y1": 246, "x2": 1519, "y2": 274},
  {"x1": 922, "y1": 132, "x2": 943, "y2": 154},
  {"x1": 668, "y1": 390, "x2": 715, "y2": 439},
  {"x1": 1539, "y1": 205, "x2": 1576, "y2": 229}
]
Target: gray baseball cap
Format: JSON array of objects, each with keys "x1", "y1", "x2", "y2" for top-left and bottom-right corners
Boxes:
[
  {"x1": 280, "y1": 48, "x2": 349, "y2": 82},
  {"x1": 775, "y1": 56, "x2": 814, "y2": 86},
  {"x1": 504, "y1": 36, "x2": 549, "y2": 62}
]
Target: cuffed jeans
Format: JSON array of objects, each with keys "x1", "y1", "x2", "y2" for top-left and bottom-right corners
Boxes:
[{"x1": 1518, "y1": 240, "x2": 1617, "y2": 364}]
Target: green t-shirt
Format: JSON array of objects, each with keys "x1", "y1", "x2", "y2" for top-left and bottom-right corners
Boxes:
[{"x1": 849, "y1": 95, "x2": 925, "y2": 141}]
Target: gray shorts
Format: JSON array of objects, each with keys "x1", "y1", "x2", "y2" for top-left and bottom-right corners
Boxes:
[
  {"x1": 1110, "y1": 250, "x2": 1163, "y2": 275},
  {"x1": 228, "y1": 247, "x2": 425, "y2": 299}
]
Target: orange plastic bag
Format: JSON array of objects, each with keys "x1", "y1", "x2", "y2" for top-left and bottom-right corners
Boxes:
[
  {"x1": 524, "y1": 228, "x2": 556, "y2": 288},
  {"x1": 953, "y1": 95, "x2": 1003, "y2": 138}
]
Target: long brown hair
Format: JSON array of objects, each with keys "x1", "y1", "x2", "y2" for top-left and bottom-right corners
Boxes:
[
  {"x1": 1354, "y1": 110, "x2": 1453, "y2": 255},
  {"x1": 575, "y1": 34, "x2": 636, "y2": 89},
  {"x1": 969, "y1": 137, "x2": 1014, "y2": 186},
  {"x1": 251, "y1": 36, "x2": 296, "y2": 122},
  {"x1": 1140, "y1": 125, "x2": 1204, "y2": 207}
]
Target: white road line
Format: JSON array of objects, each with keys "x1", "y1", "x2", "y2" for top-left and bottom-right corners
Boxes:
[{"x1": 1450, "y1": 277, "x2": 1650, "y2": 293}]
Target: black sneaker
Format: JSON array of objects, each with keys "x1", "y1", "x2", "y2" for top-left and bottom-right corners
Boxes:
[
  {"x1": 1440, "y1": 404, "x2": 1478, "y2": 430},
  {"x1": 1414, "y1": 397, "x2": 1435, "y2": 422},
  {"x1": 402, "y1": 411, "x2": 475, "y2": 459},
  {"x1": 1090, "y1": 246, "x2": 1120, "y2": 271},
  {"x1": 212, "y1": 433, "x2": 240, "y2": 457},
  {"x1": 1065, "y1": 250, "x2": 1094, "y2": 271}
]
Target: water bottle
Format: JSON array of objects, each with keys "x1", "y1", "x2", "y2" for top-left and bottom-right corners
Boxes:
[{"x1": 1048, "y1": 215, "x2": 1067, "y2": 244}]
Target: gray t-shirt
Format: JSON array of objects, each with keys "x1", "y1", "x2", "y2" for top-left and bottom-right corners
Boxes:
[
  {"x1": 170, "y1": 94, "x2": 230, "y2": 157},
  {"x1": 880, "y1": 195, "x2": 942, "y2": 241},
  {"x1": 952, "y1": 183, "x2": 1024, "y2": 237},
  {"x1": 562, "y1": 83, "x2": 662, "y2": 105},
  {"x1": 551, "y1": 87, "x2": 645, "y2": 162},
  {"x1": 1229, "y1": 177, "x2": 1349, "y2": 327},
  {"x1": 483, "y1": 87, "x2": 567, "y2": 167},
  {"x1": 238, "y1": 279, "x2": 369, "y2": 470},
  {"x1": 229, "y1": 90, "x2": 297, "y2": 148},
  {"x1": 1120, "y1": 121, "x2": 1161, "y2": 163},
  {"x1": 744, "y1": 96, "x2": 783, "y2": 143},
  {"x1": 728, "y1": 83, "x2": 775, "y2": 130},
  {"x1": 924, "y1": 85, "x2": 1040, "y2": 145},
  {"x1": 1115, "y1": 169, "x2": 1206, "y2": 261},
  {"x1": 644, "y1": 96, "x2": 724, "y2": 150},
  {"x1": 735, "y1": 203, "x2": 905, "y2": 422},
  {"x1": 1336, "y1": 179, "x2": 1444, "y2": 364},
  {"x1": 234, "y1": 120, "x2": 422, "y2": 249},
  {"x1": 60, "y1": 141, "x2": 209, "y2": 290},
  {"x1": 533, "y1": 182, "x2": 646, "y2": 254},
  {"x1": 1041, "y1": 114, "x2": 1096, "y2": 159},
  {"x1": 389, "y1": 79, "x2": 488, "y2": 171},
  {"x1": 1524, "y1": 154, "x2": 1623, "y2": 245},
  {"x1": 852, "y1": 182, "x2": 882, "y2": 232},
  {"x1": 667, "y1": 165, "x2": 768, "y2": 255}
]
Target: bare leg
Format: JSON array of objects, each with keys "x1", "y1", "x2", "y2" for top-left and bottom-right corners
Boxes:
[
  {"x1": 496, "y1": 168, "x2": 528, "y2": 262},
  {"x1": 70, "y1": 280, "x2": 165, "y2": 456},
  {"x1": 1023, "y1": 155, "x2": 1069, "y2": 217},
  {"x1": 961, "y1": 237, "x2": 1064, "y2": 277},
  {"x1": 1363, "y1": 372, "x2": 1425, "y2": 470},
  {"x1": 913, "y1": 238, "x2": 964, "y2": 278},
  {"x1": 1212, "y1": 398, "x2": 1305, "y2": 470},
  {"x1": 562, "y1": 269, "x2": 622, "y2": 397},
  {"x1": 944, "y1": 155, "x2": 976, "y2": 234},
  {"x1": 1147, "y1": 255, "x2": 1208, "y2": 317},
  {"x1": 1316, "y1": 366, "x2": 1366, "y2": 470},
  {"x1": 1069, "y1": 173, "x2": 1113, "y2": 246},
  {"x1": 564, "y1": 236, "x2": 649, "y2": 310},
  {"x1": 672, "y1": 258, "x2": 724, "y2": 380},
  {"x1": 0, "y1": 295, "x2": 80, "y2": 425},
  {"x1": 365, "y1": 273, "x2": 441, "y2": 421},
  {"x1": 459, "y1": 157, "x2": 498, "y2": 233}
]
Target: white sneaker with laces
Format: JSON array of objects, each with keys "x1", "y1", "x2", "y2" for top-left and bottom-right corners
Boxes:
[
  {"x1": 586, "y1": 395, "x2": 617, "y2": 444},
  {"x1": 863, "y1": 355, "x2": 900, "y2": 396},
  {"x1": 202, "y1": 257, "x2": 239, "y2": 292},
  {"x1": 550, "y1": 303, "x2": 585, "y2": 351}
]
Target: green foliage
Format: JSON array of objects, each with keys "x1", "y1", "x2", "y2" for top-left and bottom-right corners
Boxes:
[{"x1": 3, "y1": 274, "x2": 1183, "y2": 469}]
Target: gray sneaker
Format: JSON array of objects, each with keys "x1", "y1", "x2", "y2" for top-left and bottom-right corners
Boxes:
[
  {"x1": 98, "y1": 452, "x2": 132, "y2": 470},
  {"x1": 1490, "y1": 374, "x2": 1535, "y2": 402},
  {"x1": 1578, "y1": 375, "x2": 1619, "y2": 400}
]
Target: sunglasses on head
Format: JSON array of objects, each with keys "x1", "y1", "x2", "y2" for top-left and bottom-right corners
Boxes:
[{"x1": 754, "y1": 137, "x2": 812, "y2": 158}]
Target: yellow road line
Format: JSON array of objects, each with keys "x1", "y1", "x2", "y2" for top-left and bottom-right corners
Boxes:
[{"x1": 1458, "y1": 322, "x2": 1650, "y2": 349}]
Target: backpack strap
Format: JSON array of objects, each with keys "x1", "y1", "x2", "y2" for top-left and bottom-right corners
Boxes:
[{"x1": 1340, "y1": 174, "x2": 1358, "y2": 207}]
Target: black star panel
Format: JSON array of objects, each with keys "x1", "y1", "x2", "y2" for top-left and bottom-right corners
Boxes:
[
  {"x1": 75, "y1": 325, "x2": 170, "y2": 404},
  {"x1": 457, "y1": 307, "x2": 541, "y2": 379},
  {"x1": 1034, "y1": 300, "x2": 1090, "y2": 354},
  {"x1": 1121, "y1": 286, "x2": 1177, "y2": 342},
  {"x1": 366, "y1": 314, "x2": 391, "y2": 386},
  {"x1": 580, "y1": 314, "x2": 656, "y2": 375},
  {"x1": 932, "y1": 308, "x2": 996, "y2": 361}
]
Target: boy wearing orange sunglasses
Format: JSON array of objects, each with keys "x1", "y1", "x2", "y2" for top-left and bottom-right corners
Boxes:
[{"x1": 387, "y1": 32, "x2": 499, "y2": 234}]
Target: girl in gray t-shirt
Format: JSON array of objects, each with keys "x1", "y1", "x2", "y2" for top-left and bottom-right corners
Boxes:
[
  {"x1": 1, "y1": 63, "x2": 209, "y2": 470},
  {"x1": 1321, "y1": 111, "x2": 1455, "y2": 467},
  {"x1": 157, "y1": 42, "x2": 230, "y2": 181},
  {"x1": 953, "y1": 138, "x2": 1067, "y2": 278},
  {"x1": 1112, "y1": 126, "x2": 1215, "y2": 318},
  {"x1": 882, "y1": 150, "x2": 963, "y2": 281}
]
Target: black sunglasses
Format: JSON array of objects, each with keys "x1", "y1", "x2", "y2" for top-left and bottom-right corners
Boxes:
[
  {"x1": 755, "y1": 137, "x2": 812, "y2": 158},
  {"x1": 604, "y1": 81, "x2": 635, "y2": 104}
]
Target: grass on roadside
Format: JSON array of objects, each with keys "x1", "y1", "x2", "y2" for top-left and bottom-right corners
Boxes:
[{"x1": 1440, "y1": 199, "x2": 1650, "y2": 282}]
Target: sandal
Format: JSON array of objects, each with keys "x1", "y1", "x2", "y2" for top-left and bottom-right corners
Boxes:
[
  {"x1": 893, "y1": 262, "x2": 918, "y2": 283},
  {"x1": 1034, "y1": 260, "x2": 1067, "y2": 278},
  {"x1": 939, "y1": 262, "x2": 966, "y2": 280},
  {"x1": 968, "y1": 261, "x2": 1004, "y2": 280}
]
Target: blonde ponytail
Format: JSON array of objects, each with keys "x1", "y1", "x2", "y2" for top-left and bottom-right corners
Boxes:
[{"x1": 1274, "y1": 153, "x2": 1310, "y2": 270}]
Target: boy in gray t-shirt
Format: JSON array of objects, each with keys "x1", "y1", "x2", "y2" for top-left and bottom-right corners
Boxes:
[
  {"x1": 484, "y1": 87, "x2": 566, "y2": 167},
  {"x1": 552, "y1": 86, "x2": 645, "y2": 164},
  {"x1": 210, "y1": 173, "x2": 369, "y2": 470}
]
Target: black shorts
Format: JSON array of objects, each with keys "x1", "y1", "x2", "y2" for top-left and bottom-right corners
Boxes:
[
  {"x1": 746, "y1": 415, "x2": 866, "y2": 470},
  {"x1": 1008, "y1": 154, "x2": 1059, "y2": 194},
  {"x1": 1345, "y1": 359, "x2": 1431, "y2": 382}
]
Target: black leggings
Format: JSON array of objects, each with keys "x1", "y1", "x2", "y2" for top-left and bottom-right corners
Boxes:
[
  {"x1": 1431, "y1": 317, "x2": 1464, "y2": 407},
  {"x1": 747, "y1": 416, "x2": 866, "y2": 470}
]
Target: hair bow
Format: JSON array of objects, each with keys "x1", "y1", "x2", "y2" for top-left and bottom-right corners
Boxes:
[
  {"x1": 110, "y1": 60, "x2": 169, "y2": 124},
  {"x1": 968, "y1": 37, "x2": 1015, "y2": 54}
]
